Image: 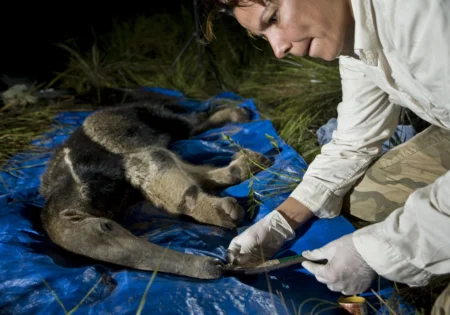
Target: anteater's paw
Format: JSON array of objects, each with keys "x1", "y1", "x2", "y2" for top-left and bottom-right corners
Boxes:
[{"x1": 231, "y1": 149, "x2": 272, "y2": 177}]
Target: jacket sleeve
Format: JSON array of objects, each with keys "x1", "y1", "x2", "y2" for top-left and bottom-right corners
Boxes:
[
  {"x1": 289, "y1": 56, "x2": 401, "y2": 218},
  {"x1": 353, "y1": 169, "x2": 450, "y2": 286}
]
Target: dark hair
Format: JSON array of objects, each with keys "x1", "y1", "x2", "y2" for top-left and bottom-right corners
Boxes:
[
  {"x1": 202, "y1": 0, "x2": 259, "y2": 15},
  {"x1": 202, "y1": 0, "x2": 267, "y2": 41}
]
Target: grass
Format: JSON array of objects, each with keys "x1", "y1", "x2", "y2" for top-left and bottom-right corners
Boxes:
[
  {"x1": 42, "y1": 10, "x2": 342, "y2": 164},
  {"x1": 0, "y1": 97, "x2": 97, "y2": 169},
  {"x1": 0, "y1": 6, "x2": 443, "y2": 314},
  {"x1": 1, "y1": 10, "x2": 341, "y2": 167},
  {"x1": 0, "y1": 104, "x2": 62, "y2": 168}
]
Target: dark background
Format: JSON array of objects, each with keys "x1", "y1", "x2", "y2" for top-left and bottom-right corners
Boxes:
[{"x1": 0, "y1": 3, "x2": 194, "y2": 84}]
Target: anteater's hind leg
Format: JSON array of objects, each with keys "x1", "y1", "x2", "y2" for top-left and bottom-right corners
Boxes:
[
  {"x1": 192, "y1": 106, "x2": 250, "y2": 135},
  {"x1": 124, "y1": 147, "x2": 246, "y2": 228},
  {"x1": 186, "y1": 106, "x2": 272, "y2": 189},
  {"x1": 42, "y1": 205, "x2": 224, "y2": 279}
]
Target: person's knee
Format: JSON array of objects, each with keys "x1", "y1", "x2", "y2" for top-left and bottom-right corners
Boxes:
[
  {"x1": 346, "y1": 167, "x2": 407, "y2": 222},
  {"x1": 432, "y1": 282, "x2": 450, "y2": 315}
]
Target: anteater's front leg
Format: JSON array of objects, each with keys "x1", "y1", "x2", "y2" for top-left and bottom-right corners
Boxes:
[{"x1": 124, "y1": 147, "x2": 245, "y2": 228}]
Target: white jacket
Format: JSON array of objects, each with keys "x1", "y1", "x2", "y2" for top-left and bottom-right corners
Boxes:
[{"x1": 290, "y1": 0, "x2": 450, "y2": 286}]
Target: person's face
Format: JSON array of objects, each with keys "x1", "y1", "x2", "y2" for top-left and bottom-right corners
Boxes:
[{"x1": 233, "y1": 0, "x2": 354, "y2": 61}]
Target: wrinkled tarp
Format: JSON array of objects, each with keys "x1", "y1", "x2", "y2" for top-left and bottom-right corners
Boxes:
[
  {"x1": 0, "y1": 88, "x2": 405, "y2": 314},
  {"x1": 317, "y1": 118, "x2": 417, "y2": 152}
]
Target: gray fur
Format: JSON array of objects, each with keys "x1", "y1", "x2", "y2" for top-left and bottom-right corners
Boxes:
[{"x1": 39, "y1": 99, "x2": 271, "y2": 279}]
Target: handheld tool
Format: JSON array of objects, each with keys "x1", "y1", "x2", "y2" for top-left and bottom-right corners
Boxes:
[{"x1": 223, "y1": 254, "x2": 328, "y2": 276}]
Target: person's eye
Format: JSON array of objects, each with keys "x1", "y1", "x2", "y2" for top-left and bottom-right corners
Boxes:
[{"x1": 268, "y1": 11, "x2": 278, "y2": 25}]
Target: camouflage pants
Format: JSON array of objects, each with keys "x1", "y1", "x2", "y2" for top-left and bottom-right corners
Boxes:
[
  {"x1": 432, "y1": 282, "x2": 450, "y2": 315},
  {"x1": 345, "y1": 125, "x2": 450, "y2": 222},
  {"x1": 345, "y1": 125, "x2": 450, "y2": 314}
]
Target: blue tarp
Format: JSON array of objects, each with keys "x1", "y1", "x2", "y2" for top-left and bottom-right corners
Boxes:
[{"x1": 0, "y1": 88, "x2": 402, "y2": 314}]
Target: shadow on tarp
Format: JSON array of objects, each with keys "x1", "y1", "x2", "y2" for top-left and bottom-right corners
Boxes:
[{"x1": 0, "y1": 87, "x2": 405, "y2": 314}]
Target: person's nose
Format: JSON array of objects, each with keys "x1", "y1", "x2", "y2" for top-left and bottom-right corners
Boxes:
[{"x1": 267, "y1": 32, "x2": 292, "y2": 58}]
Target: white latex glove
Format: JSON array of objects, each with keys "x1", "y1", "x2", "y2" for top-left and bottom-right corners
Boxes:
[
  {"x1": 301, "y1": 233, "x2": 377, "y2": 295},
  {"x1": 227, "y1": 210, "x2": 295, "y2": 265}
]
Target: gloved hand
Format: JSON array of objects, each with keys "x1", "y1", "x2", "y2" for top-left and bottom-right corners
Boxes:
[
  {"x1": 227, "y1": 210, "x2": 295, "y2": 265},
  {"x1": 301, "y1": 233, "x2": 376, "y2": 295}
]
